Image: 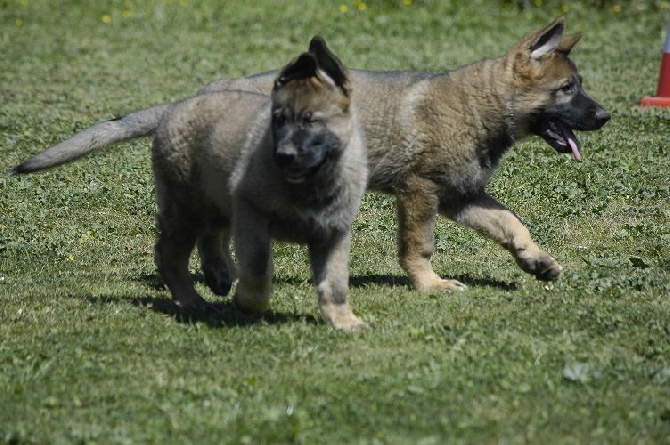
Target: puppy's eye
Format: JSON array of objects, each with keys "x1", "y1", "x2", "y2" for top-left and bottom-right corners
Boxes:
[
  {"x1": 560, "y1": 82, "x2": 576, "y2": 94},
  {"x1": 302, "y1": 112, "x2": 313, "y2": 125},
  {"x1": 273, "y1": 109, "x2": 287, "y2": 125},
  {"x1": 302, "y1": 112, "x2": 324, "y2": 126}
]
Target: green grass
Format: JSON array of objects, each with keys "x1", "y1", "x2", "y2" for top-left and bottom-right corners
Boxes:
[{"x1": 1, "y1": 1, "x2": 670, "y2": 443}]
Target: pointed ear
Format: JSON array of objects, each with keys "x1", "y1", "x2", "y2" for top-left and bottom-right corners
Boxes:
[
  {"x1": 527, "y1": 17, "x2": 565, "y2": 60},
  {"x1": 557, "y1": 32, "x2": 582, "y2": 55},
  {"x1": 275, "y1": 53, "x2": 318, "y2": 88},
  {"x1": 309, "y1": 36, "x2": 351, "y2": 97}
]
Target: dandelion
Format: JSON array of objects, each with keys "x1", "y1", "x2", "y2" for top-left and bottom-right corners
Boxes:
[
  {"x1": 612, "y1": 4, "x2": 622, "y2": 13},
  {"x1": 403, "y1": 0, "x2": 412, "y2": 6},
  {"x1": 339, "y1": 4, "x2": 348, "y2": 13},
  {"x1": 101, "y1": 15, "x2": 112, "y2": 24},
  {"x1": 352, "y1": 0, "x2": 367, "y2": 11}
]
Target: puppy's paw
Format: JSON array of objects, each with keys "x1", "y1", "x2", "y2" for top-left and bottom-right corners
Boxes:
[
  {"x1": 517, "y1": 254, "x2": 563, "y2": 281},
  {"x1": 435, "y1": 278, "x2": 468, "y2": 292},
  {"x1": 330, "y1": 314, "x2": 372, "y2": 331},
  {"x1": 233, "y1": 277, "x2": 271, "y2": 314},
  {"x1": 176, "y1": 297, "x2": 225, "y2": 323},
  {"x1": 321, "y1": 303, "x2": 372, "y2": 331},
  {"x1": 535, "y1": 257, "x2": 563, "y2": 281},
  {"x1": 414, "y1": 275, "x2": 468, "y2": 293},
  {"x1": 233, "y1": 292, "x2": 270, "y2": 314},
  {"x1": 203, "y1": 267, "x2": 234, "y2": 297}
]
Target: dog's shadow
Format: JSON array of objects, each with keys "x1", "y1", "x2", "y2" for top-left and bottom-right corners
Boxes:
[
  {"x1": 351, "y1": 273, "x2": 517, "y2": 291},
  {"x1": 106, "y1": 273, "x2": 320, "y2": 328},
  {"x1": 125, "y1": 271, "x2": 516, "y2": 328},
  {"x1": 137, "y1": 269, "x2": 516, "y2": 292},
  {"x1": 270, "y1": 273, "x2": 516, "y2": 291},
  {"x1": 136, "y1": 295, "x2": 318, "y2": 328}
]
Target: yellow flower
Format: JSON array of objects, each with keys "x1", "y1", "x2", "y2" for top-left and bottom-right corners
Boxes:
[
  {"x1": 358, "y1": 2, "x2": 367, "y2": 11},
  {"x1": 16, "y1": 18, "x2": 24, "y2": 26},
  {"x1": 403, "y1": 0, "x2": 412, "y2": 5},
  {"x1": 102, "y1": 15, "x2": 112, "y2": 24},
  {"x1": 339, "y1": 4, "x2": 348, "y2": 12},
  {"x1": 612, "y1": 4, "x2": 622, "y2": 13}
]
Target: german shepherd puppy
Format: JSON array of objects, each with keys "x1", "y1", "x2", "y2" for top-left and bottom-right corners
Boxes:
[
  {"x1": 154, "y1": 38, "x2": 369, "y2": 330},
  {"x1": 11, "y1": 18, "x2": 609, "y2": 294},
  {"x1": 11, "y1": 39, "x2": 369, "y2": 330}
]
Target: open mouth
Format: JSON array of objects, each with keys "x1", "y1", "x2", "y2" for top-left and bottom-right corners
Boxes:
[
  {"x1": 535, "y1": 120, "x2": 582, "y2": 162},
  {"x1": 278, "y1": 155, "x2": 328, "y2": 184},
  {"x1": 283, "y1": 169, "x2": 308, "y2": 184}
]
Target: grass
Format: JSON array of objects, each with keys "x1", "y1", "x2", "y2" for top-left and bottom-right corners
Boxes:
[{"x1": 1, "y1": 0, "x2": 669, "y2": 443}]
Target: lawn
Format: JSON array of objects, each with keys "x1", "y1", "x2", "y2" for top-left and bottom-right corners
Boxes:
[{"x1": 1, "y1": 1, "x2": 669, "y2": 443}]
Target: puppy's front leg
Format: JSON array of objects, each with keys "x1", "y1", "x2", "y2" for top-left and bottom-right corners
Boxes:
[
  {"x1": 233, "y1": 199, "x2": 273, "y2": 313},
  {"x1": 444, "y1": 191, "x2": 563, "y2": 281},
  {"x1": 309, "y1": 230, "x2": 370, "y2": 331}
]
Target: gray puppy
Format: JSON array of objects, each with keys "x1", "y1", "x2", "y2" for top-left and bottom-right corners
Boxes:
[{"x1": 152, "y1": 39, "x2": 369, "y2": 330}]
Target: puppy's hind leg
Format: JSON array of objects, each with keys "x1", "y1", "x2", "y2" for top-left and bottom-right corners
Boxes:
[
  {"x1": 155, "y1": 208, "x2": 210, "y2": 310},
  {"x1": 198, "y1": 227, "x2": 237, "y2": 297}
]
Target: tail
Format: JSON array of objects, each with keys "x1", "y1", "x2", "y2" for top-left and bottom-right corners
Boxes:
[{"x1": 9, "y1": 103, "x2": 173, "y2": 175}]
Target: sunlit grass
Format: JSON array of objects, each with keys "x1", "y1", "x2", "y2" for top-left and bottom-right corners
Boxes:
[{"x1": 1, "y1": 1, "x2": 669, "y2": 443}]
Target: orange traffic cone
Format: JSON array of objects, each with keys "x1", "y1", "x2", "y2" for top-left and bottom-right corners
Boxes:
[{"x1": 641, "y1": 23, "x2": 670, "y2": 107}]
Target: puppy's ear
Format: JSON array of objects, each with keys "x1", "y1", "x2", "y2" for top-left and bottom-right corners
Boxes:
[
  {"x1": 275, "y1": 53, "x2": 318, "y2": 89},
  {"x1": 528, "y1": 17, "x2": 565, "y2": 60},
  {"x1": 514, "y1": 17, "x2": 565, "y2": 61},
  {"x1": 309, "y1": 36, "x2": 351, "y2": 97},
  {"x1": 557, "y1": 32, "x2": 582, "y2": 55}
]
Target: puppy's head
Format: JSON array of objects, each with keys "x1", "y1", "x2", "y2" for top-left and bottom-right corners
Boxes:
[
  {"x1": 271, "y1": 37, "x2": 352, "y2": 184},
  {"x1": 509, "y1": 17, "x2": 610, "y2": 161}
]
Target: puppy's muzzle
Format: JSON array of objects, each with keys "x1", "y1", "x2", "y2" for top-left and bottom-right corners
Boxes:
[
  {"x1": 593, "y1": 107, "x2": 611, "y2": 129},
  {"x1": 274, "y1": 145, "x2": 297, "y2": 168}
]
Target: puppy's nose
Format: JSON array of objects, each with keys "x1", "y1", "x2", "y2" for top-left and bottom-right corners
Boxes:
[
  {"x1": 274, "y1": 147, "x2": 297, "y2": 167},
  {"x1": 595, "y1": 107, "x2": 611, "y2": 125}
]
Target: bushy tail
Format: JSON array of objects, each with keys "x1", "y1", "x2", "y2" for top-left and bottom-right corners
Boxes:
[{"x1": 9, "y1": 103, "x2": 173, "y2": 175}]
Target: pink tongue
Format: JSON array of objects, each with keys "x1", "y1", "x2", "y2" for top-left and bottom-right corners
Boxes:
[{"x1": 566, "y1": 135, "x2": 582, "y2": 162}]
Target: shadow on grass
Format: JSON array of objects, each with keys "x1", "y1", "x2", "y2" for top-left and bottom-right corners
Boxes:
[
  {"x1": 137, "y1": 270, "x2": 516, "y2": 290},
  {"x1": 119, "y1": 271, "x2": 516, "y2": 328},
  {"x1": 133, "y1": 296, "x2": 320, "y2": 329},
  {"x1": 350, "y1": 273, "x2": 517, "y2": 291},
  {"x1": 91, "y1": 274, "x2": 320, "y2": 329},
  {"x1": 88, "y1": 293, "x2": 320, "y2": 329},
  {"x1": 91, "y1": 271, "x2": 520, "y2": 328},
  {"x1": 452, "y1": 274, "x2": 519, "y2": 291},
  {"x1": 350, "y1": 274, "x2": 411, "y2": 288},
  {"x1": 135, "y1": 269, "x2": 517, "y2": 298},
  {"x1": 228, "y1": 273, "x2": 516, "y2": 291}
]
